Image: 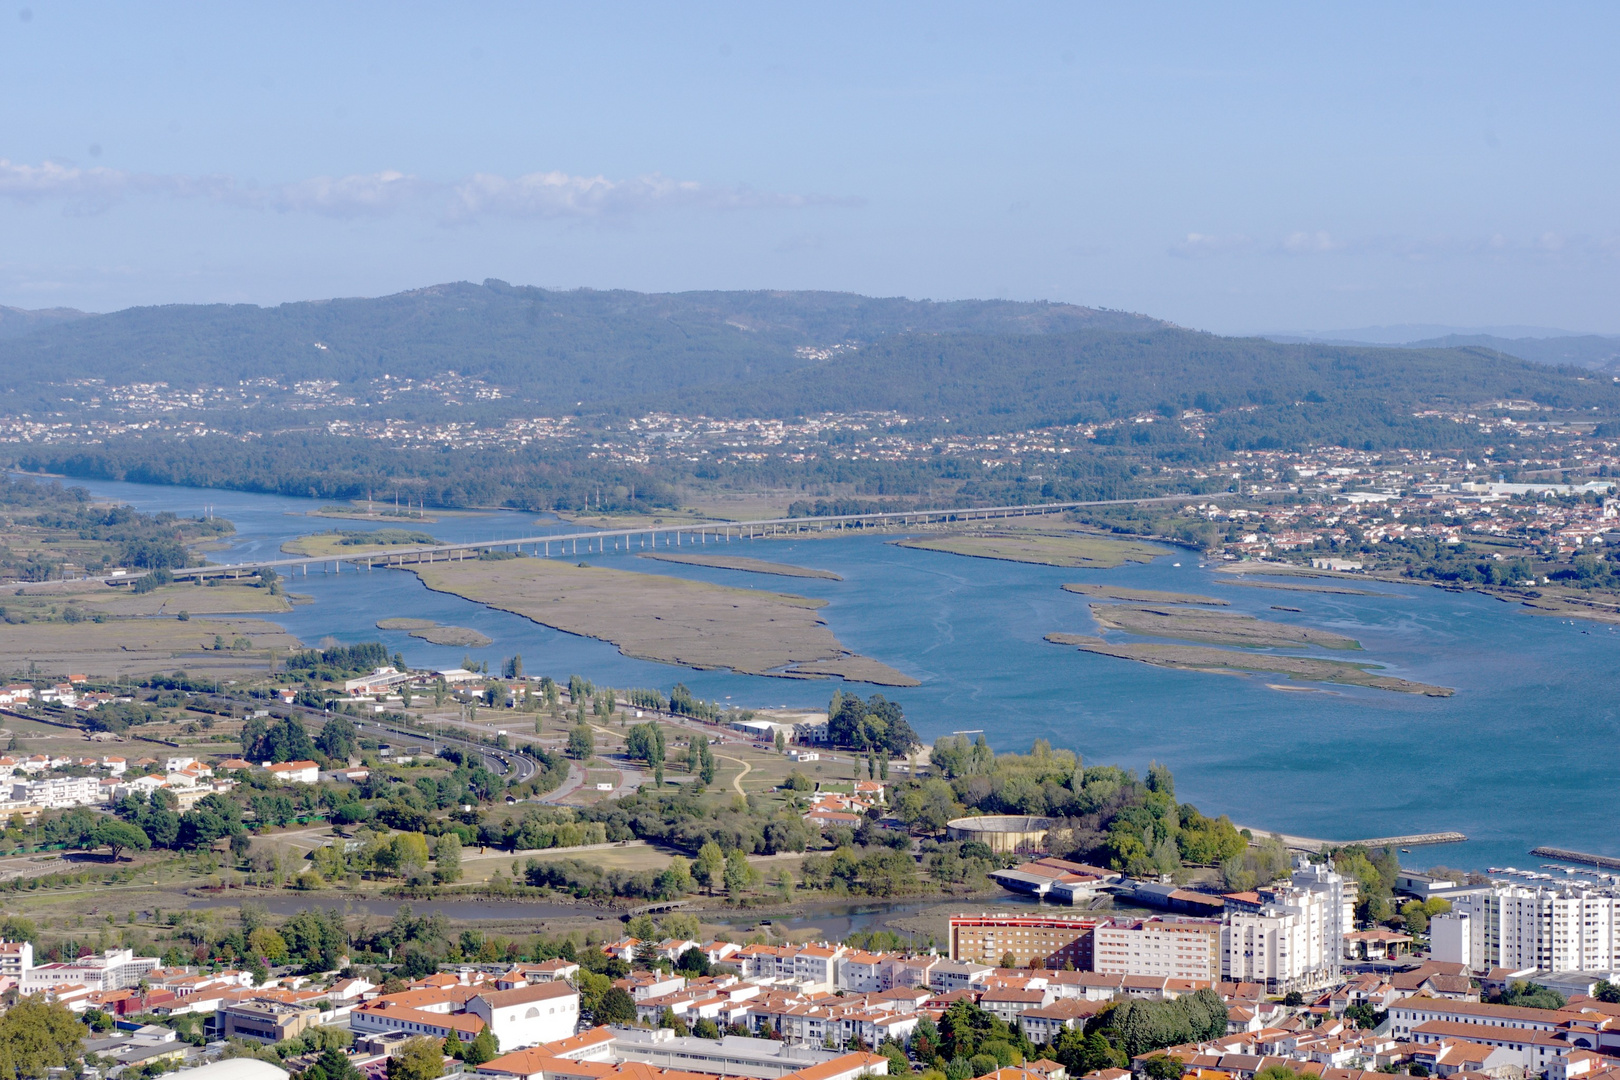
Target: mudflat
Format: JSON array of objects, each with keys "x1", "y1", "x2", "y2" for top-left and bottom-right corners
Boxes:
[
  {"x1": 1044, "y1": 633, "x2": 1451, "y2": 696},
  {"x1": 1217, "y1": 579, "x2": 1382, "y2": 597},
  {"x1": 407, "y1": 558, "x2": 917, "y2": 686},
  {"x1": 894, "y1": 530, "x2": 1168, "y2": 568},
  {"x1": 1087, "y1": 603, "x2": 1362, "y2": 650},
  {"x1": 89, "y1": 584, "x2": 291, "y2": 616},
  {"x1": 0, "y1": 617, "x2": 302, "y2": 677},
  {"x1": 1061, "y1": 583, "x2": 1226, "y2": 606},
  {"x1": 637, "y1": 553, "x2": 842, "y2": 580}
]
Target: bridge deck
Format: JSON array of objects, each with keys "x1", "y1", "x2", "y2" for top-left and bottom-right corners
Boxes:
[{"x1": 145, "y1": 492, "x2": 1225, "y2": 582}]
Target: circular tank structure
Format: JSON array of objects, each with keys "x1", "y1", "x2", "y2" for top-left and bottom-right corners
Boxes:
[{"x1": 946, "y1": 814, "x2": 1055, "y2": 855}]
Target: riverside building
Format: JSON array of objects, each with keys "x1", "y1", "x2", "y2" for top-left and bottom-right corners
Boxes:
[{"x1": 1443, "y1": 884, "x2": 1619, "y2": 973}]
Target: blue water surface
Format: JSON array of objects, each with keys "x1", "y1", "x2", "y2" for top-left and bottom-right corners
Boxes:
[{"x1": 58, "y1": 477, "x2": 1620, "y2": 873}]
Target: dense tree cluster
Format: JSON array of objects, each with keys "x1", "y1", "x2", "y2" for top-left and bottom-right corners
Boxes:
[
  {"x1": 826, "y1": 691, "x2": 920, "y2": 757},
  {"x1": 285, "y1": 642, "x2": 395, "y2": 680},
  {"x1": 915, "y1": 737, "x2": 1245, "y2": 876}
]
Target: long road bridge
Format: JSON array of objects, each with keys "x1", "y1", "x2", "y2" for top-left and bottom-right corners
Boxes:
[{"x1": 157, "y1": 492, "x2": 1230, "y2": 582}]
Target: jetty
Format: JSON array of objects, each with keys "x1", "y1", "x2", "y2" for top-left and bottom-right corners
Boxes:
[
  {"x1": 1531, "y1": 846, "x2": 1620, "y2": 871},
  {"x1": 1237, "y1": 826, "x2": 1467, "y2": 854}
]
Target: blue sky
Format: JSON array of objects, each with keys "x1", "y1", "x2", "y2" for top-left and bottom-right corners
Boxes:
[{"x1": 1, "y1": 2, "x2": 1616, "y2": 334}]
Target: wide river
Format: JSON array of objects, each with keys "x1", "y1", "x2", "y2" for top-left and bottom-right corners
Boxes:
[{"x1": 60, "y1": 477, "x2": 1620, "y2": 874}]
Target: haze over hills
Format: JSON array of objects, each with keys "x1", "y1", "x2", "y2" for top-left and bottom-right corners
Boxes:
[
  {"x1": 0, "y1": 305, "x2": 91, "y2": 340},
  {"x1": 1263, "y1": 324, "x2": 1620, "y2": 372},
  {"x1": 1265, "y1": 323, "x2": 1603, "y2": 344},
  {"x1": 1401, "y1": 334, "x2": 1620, "y2": 372}
]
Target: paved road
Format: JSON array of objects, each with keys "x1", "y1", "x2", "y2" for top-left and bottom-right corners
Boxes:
[{"x1": 203, "y1": 691, "x2": 539, "y2": 784}]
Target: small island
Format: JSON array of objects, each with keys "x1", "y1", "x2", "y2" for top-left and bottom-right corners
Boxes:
[
  {"x1": 1061, "y1": 583, "x2": 1227, "y2": 606},
  {"x1": 377, "y1": 618, "x2": 491, "y2": 647},
  {"x1": 1045, "y1": 633, "x2": 1452, "y2": 696},
  {"x1": 637, "y1": 552, "x2": 843, "y2": 580},
  {"x1": 408, "y1": 558, "x2": 917, "y2": 686},
  {"x1": 1087, "y1": 603, "x2": 1363, "y2": 650},
  {"x1": 894, "y1": 527, "x2": 1168, "y2": 568}
]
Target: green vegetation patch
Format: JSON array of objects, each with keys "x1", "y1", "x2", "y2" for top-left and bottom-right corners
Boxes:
[
  {"x1": 283, "y1": 529, "x2": 438, "y2": 557},
  {"x1": 409, "y1": 626, "x2": 493, "y2": 647}
]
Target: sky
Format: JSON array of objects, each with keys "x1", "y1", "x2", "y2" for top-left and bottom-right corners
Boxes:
[{"x1": 1, "y1": 3, "x2": 1617, "y2": 334}]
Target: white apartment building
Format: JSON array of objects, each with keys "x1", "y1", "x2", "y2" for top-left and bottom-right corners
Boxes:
[
  {"x1": 1221, "y1": 886, "x2": 1334, "y2": 992},
  {"x1": 1291, "y1": 858, "x2": 1349, "y2": 983},
  {"x1": 0, "y1": 939, "x2": 33, "y2": 979},
  {"x1": 7, "y1": 776, "x2": 102, "y2": 809},
  {"x1": 21, "y1": 948, "x2": 159, "y2": 992},
  {"x1": 1093, "y1": 918, "x2": 1220, "y2": 982},
  {"x1": 1450, "y1": 884, "x2": 1619, "y2": 973},
  {"x1": 1431, "y1": 912, "x2": 1473, "y2": 969}
]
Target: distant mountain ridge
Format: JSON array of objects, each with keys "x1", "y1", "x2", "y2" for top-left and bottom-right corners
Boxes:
[
  {"x1": 0, "y1": 280, "x2": 1167, "y2": 407},
  {"x1": 1403, "y1": 334, "x2": 1620, "y2": 372},
  {"x1": 0, "y1": 304, "x2": 89, "y2": 340},
  {"x1": 1262, "y1": 323, "x2": 1620, "y2": 371},
  {"x1": 3, "y1": 281, "x2": 1620, "y2": 446},
  {"x1": 1265, "y1": 323, "x2": 1606, "y2": 344}
]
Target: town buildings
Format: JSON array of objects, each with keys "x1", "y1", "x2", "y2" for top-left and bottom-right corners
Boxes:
[
  {"x1": 1447, "y1": 884, "x2": 1620, "y2": 974},
  {"x1": 947, "y1": 914, "x2": 1097, "y2": 970},
  {"x1": 1221, "y1": 886, "x2": 1336, "y2": 993},
  {"x1": 21, "y1": 948, "x2": 158, "y2": 993},
  {"x1": 1094, "y1": 919, "x2": 1221, "y2": 982},
  {"x1": 466, "y1": 982, "x2": 581, "y2": 1048},
  {"x1": 219, "y1": 999, "x2": 323, "y2": 1043}
]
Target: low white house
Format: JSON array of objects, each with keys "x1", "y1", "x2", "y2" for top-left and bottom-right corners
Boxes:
[{"x1": 265, "y1": 761, "x2": 319, "y2": 785}]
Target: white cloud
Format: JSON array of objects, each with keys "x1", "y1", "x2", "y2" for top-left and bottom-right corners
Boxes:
[
  {"x1": 1168, "y1": 232, "x2": 1252, "y2": 258},
  {"x1": 0, "y1": 159, "x2": 139, "y2": 212},
  {"x1": 0, "y1": 159, "x2": 840, "y2": 221},
  {"x1": 1281, "y1": 230, "x2": 1337, "y2": 254}
]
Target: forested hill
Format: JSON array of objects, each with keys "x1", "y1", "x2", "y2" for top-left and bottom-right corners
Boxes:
[
  {"x1": 0, "y1": 280, "x2": 1163, "y2": 412},
  {"x1": 674, "y1": 327, "x2": 1620, "y2": 437},
  {"x1": 4, "y1": 279, "x2": 1620, "y2": 448}
]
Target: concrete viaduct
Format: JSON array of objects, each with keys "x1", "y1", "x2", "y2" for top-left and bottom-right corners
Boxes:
[{"x1": 150, "y1": 492, "x2": 1227, "y2": 583}]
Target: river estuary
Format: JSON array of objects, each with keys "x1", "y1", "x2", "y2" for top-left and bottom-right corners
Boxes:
[{"x1": 58, "y1": 477, "x2": 1620, "y2": 875}]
